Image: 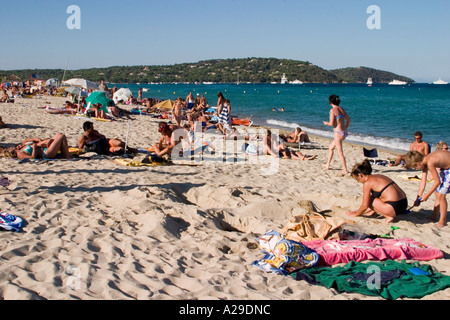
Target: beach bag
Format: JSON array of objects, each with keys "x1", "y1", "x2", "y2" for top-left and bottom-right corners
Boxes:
[
  {"x1": 142, "y1": 153, "x2": 167, "y2": 165},
  {"x1": 0, "y1": 212, "x2": 23, "y2": 232},
  {"x1": 282, "y1": 212, "x2": 347, "y2": 242}
]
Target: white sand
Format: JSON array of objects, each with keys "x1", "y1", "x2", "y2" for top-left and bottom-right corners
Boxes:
[{"x1": 0, "y1": 96, "x2": 448, "y2": 300}]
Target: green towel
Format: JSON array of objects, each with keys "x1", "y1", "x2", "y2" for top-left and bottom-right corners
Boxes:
[{"x1": 291, "y1": 260, "x2": 450, "y2": 300}]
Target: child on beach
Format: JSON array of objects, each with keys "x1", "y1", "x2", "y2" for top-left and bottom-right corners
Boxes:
[
  {"x1": 405, "y1": 150, "x2": 450, "y2": 228},
  {"x1": 323, "y1": 95, "x2": 351, "y2": 174},
  {"x1": 346, "y1": 159, "x2": 408, "y2": 224}
]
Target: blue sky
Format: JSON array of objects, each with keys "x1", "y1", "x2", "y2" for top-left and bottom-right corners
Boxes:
[{"x1": 1, "y1": 0, "x2": 449, "y2": 82}]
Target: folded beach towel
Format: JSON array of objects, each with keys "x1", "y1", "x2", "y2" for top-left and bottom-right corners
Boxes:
[
  {"x1": 291, "y1": 260, "x2": 450, "y2": 300},
  {"x1": 0, "y1": 212, "x2": 23, "y2": 232},
  {"x1": 252, "y1": 230, "x2": 319, "y2": 276}
]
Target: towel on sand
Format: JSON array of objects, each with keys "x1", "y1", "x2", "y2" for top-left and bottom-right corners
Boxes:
[{"x1": 292, "y1": 260, "x2": 450, "y2": 300}]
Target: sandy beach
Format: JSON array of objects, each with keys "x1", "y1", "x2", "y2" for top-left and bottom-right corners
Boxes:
[{"x1": 0, "y1": 95, "x2": 448, "y2": 300}]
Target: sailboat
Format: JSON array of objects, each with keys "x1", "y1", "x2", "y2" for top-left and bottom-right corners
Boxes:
[
  {"x1": 367, "y1": 78, "x2": 373, "y2": 86},
  {"x1": 281, "y1": 73, "x2": 288, "y2": 84},
  {"x1": 433, "y1": 78, "x2": 448, "y2": 85}
]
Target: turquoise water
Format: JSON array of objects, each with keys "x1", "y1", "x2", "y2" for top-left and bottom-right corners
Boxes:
[{"x1": 116, "y1": 83, "x2": 450, "y2": 152}]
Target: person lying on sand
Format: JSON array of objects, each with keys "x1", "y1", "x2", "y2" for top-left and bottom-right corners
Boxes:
[
  {"x1": 280, "y1": 127, "x2": 310, "y2": 144},
  {"x1": 346, "y1": 159, "x2": 408, "y2": 224},
  {"x1": 108, "y1": 101, "x2": 133, "y2": 120},
  {"x1": 263, "y1": 129, "x2": 316, "y2": 160},
  {"x1": 7, "y1": 133, "x2": 71, "y2": 160},
  {"x1": 79, "y1": 121, "x2": 137, "y2": 155}
]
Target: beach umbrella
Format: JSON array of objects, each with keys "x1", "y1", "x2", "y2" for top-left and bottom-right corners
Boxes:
[
  {"x1": 113, "y1": 88, "x2": 132, "y2": 102},
  {"x1": 65, "y1": 86, "x2": 89, "y2": 97},
  {"x1": 86, "y1": 91, "x2": 113, "y2": 113},
  {"x1": 152, "y1": 99, "x2": 174, "y2": 110},
  {"x1": 45, "y1": 78, "x2": 59, "y2": 87},
  {"x1": 63, "y1": 78, "x2": 98, "y2": 90}
]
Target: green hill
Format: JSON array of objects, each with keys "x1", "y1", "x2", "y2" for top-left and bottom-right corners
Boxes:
[
  {"x1": 0, "y1": 58, "x2": 415, "y2": 84},
  {"x1": 329, "y1": 66, "x2": 414, "y2": 83}
]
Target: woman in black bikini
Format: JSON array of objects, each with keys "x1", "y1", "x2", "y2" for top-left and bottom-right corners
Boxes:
[{"x1": 346, "y1": 159, "x2": 408, "y2": 224}]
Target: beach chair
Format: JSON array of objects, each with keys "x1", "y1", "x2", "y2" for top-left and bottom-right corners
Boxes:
[{"x1": 363, "y1": 147, "x2": 389, "y2": 166}]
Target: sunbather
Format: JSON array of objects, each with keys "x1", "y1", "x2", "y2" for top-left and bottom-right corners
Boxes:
[
  {"x1": 78, "y1": 121, "x2": 137, "y2": 155},
  {"x1": 281, "y1": 127, "x2": 310, "y2": 143},
  {"x1": 13, "y1": 133, "x2": 71, "y2": 160},
  {"x1": 263, "y1": 129, "x2": 316, "y2": 160}
]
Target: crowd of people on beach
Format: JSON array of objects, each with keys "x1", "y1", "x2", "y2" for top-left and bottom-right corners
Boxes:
[{"x1": 1, "y1": 79, "x2": 449, "y2": 229}]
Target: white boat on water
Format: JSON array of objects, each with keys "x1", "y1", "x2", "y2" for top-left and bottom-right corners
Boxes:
[
  {"x1": 433, "y1": 78, "x2": 448, "y2": 85},
  {"x1": 281, "y1": 73, "x2": 288, "y2": 84},
  {"x1": 388, "y1": 79, "x2": 408, "y2": 85},
  {"x1": 289, "y1": 79, "x2": 303, "y2": 84},
  {"x1": 367, "y1": 78, "x2": 373, "y2": 86}
]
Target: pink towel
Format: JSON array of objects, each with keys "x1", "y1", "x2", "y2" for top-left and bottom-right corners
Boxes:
[{"x1": 302, "y1": 238, "x2": 443, "y2": 266}]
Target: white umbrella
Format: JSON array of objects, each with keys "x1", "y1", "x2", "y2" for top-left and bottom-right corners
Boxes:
[
  {"x1": 113, "y1": 88, "x2": 132, "y2": 102},
  {"x1": 63, "y1": 78, "x2": 98, "y2": 90},
  {"x1": 63, "y1": 79, "x2": 98, "y2": 113},
  {"x1": 65, "y1": 86, "x2": 89, "y2": 97},
  {"x1": 45, "y1": 78, "x2": 59, "y2": 87}
]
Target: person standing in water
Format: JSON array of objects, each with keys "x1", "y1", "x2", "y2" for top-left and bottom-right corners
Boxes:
[{"x1": 323, "y1": 95, "x2": 351, "y2": 174}]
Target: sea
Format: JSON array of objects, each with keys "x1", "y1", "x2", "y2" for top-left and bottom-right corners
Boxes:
[{"x1": 113, "y1": 82, "x2": 450, "y2": 153}]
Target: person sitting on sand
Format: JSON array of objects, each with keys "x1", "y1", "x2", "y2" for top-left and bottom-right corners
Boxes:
[
  {"x1": 346, "y1": 159, "x2": 408, "y2": 224},
  {"x1": 12, "y1": 133, "x2": 71, "y2": 160},
  {"x1": 405, "y1": 150, "x2": 450, "y2": 228},
  {"x1": 263, "y1": 129, "x2": 316, "y2": 160},
  {"x1": 390, "y1": 131, "x2": 430, "y2": 167},
  {"x1": 154, "y1": 122, "x2": 182, "y2": 158},
  {"x1": 79, "y1": 121, "x2": 137, "y2": 155},
  {"x1": 281, "y1": 127, "x2": 311, "y2": 144}
]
